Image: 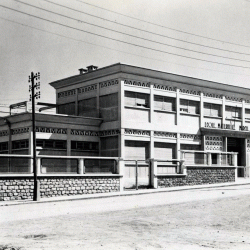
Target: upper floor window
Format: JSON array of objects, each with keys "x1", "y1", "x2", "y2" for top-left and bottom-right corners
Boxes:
[
  {"x1": 204, "y1": 103, "x2": 221, "y2": 117},
  {"x1": 125, "y1": 91, "x2": 149, "y2": 108},
  {"x1": 180, "y1": 99, "x2": 199, "y2": 114},
  {"x1": 225, "y1": 106, "x2": 241, "y2": 119},
  {"x1": 154, "y1": 95, "x2": 176, "y2": 112},
  {"x1": 78, "y1": 97, "x2": 98, "y2": 117},
  {"x1": 58, "y1": 102, "x2": 75, "y2": 116},
  {"x1": 245, "y1": 109, "x2": 250, "y2": 120},
  {"x1": 99, "y1": 93, "x2": 118, "y2": 122}
]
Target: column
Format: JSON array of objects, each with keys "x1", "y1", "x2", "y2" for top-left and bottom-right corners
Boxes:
[
  {"x1": 66, "y1": 128, "x2": 71, "y2": 172},
  {"x1": 176, "y1": 89, "x2": 180, "y2": 126},
  {"x1": 222, "y1": 96, "x2": 226, "y2": 125},
  {"x1": 200, "y1": 92, "x2": 204, "y2": 128},
  {"x1": 242, "y1": 100, "x2": 245, "y2": 127},
  {"x1": 150, "y1": 83, "x2": 154, "y2": 123},
  {"x1": 119, "y1": 80, "x2": 125, "y2": 158},
  {"x1": 150, "y1": 130, "x2": 154, "y2": 159},
  {"x1": 177, "y1": 133, "x2": 181, "y2": 160}
]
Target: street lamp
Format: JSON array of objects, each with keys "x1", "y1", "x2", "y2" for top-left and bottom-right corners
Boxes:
[{"x1": 29, "y1": 72, "x2": 40, "y2": 201}]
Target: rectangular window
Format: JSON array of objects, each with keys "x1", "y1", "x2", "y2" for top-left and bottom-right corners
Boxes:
[
  {"x1": 12, "y1": 140, "x2": 29, "y2": 149},
  {"x1": 204, "y1": 103, "x2": 221, "y2": 117},
  {"x1": 225, "y1": 106, "x2": 241, "y2": 119},
  {"x1": 71, "y1": 141, "x2": 98, "y2": 151},
  {"x1": 58, "y1": 102, "x2": 75, "y2": 115},
  {"x1": 0, "y1": 142, "x2": 8, "y2": 152},
  {"x1": 154, "y1": 95, "x2": 176, "y2": 111},
  {"x1": 99, "y1": 93, "x2": 118, "y2": 122},
  {"x1": 37, "y1": 140, "x2": 67, "y2": 149},
  {"x1": 245, "y1": 109, "x2": 250, "y2": 120},
  {"x1": 125, "y1": 91, "x2": 149, "y2": 108},
  {"x1": 78, "y1": 97, "x2": 97, "y2": 117},
  {"x1": 100, "y1": 136, "x2": 118, "y2": 157},
  {"x1": 180, "y1": 99, "x2": 199, "y2": 114}
]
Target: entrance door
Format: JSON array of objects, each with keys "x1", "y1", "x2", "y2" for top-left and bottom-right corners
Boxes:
[
  {"x1": 124, "y1": 141, "x2": 150, "y2": 189},
  {"x1": 227, "y1": 137, "x2": 245, "y2": 177}
]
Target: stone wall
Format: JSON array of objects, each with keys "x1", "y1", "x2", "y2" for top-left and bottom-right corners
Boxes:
[
  {"x1": 158, "y1": 166, "x2": 235, "y2": 188},
  {"x1": 0, "y1": 176, "x2": 120, "y2": 201},
  {"x1": 0, "y1": 178, "x2": 34, "y2": 201},
  {"x1": 39, "y1": 177, "x2": 120, "y2": 198}
]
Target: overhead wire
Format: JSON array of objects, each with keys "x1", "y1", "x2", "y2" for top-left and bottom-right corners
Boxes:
[
  {"x1": 1, "y1": 4, "x2": 250, "y2": 69},
  {"x1": 1, "y1": 16, "x2": 250, "y2": 79},
  {"x1": 77, "y1": 0, "x2": 250, "y2": 49},
  {"x1": 41, "y1": 0, "x2": 250, "y2": 56},
  {"x1": 12, "y1": 0, "x2": 250, "y2": 63}
]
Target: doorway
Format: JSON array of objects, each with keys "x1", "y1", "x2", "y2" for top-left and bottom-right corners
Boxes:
[{"x1": 227, "y1": 137, "x2": 245, "y2": 177}]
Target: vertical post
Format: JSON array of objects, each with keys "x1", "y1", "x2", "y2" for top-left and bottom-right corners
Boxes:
[
  {"x1": 29, "y1": 71, "x2": 40, "y2": 201},
  {"x1": 78, "y1": 158, "x2": 84, "y2": 174},
  {"x1": 118, "y1": 158, "x2": 124, "y2": 192},
  {"x1": 150, "y1": 159, "x2": 158, "y2": 188},
  {"x1": 32, "y1": 72, "x2": 38, "y2": 201},
  {"x1": 135, "y1": 160, "x2": 138, "y2": 190},
  {"x1": 207, "y1": 152, "x2": 212, "y2": 166},
  {"x1": 36, "y1": 157, "x2": 41, "y2": 174},
  {"x1": 233, "y1": 153, "x2": 238, "y2": 166}
]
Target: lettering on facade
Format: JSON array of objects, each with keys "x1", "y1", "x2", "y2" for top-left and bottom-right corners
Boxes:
[
  {"x1": 239, "y1": 126, "x2": 249, "y2": 131},
  {"x1": 204, "y1": 122, "x2": 235, "y2": 130}
]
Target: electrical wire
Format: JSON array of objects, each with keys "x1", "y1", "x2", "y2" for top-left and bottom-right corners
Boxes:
[
  {"x1": 41, "y1": 0, "x2": 250, "y2": 56},
  {"x1": 12, "y1": 0, "x2": 250, "y2": 63},
  {"x1": 77, "y1": 0, "x2": 250, "y2": 49},
  {"x1": 1, "y1": 4, "x2": 250, "y2": 69},
  {"x1": 1, "y1": 16, "x2": 250, "y2": 78}
]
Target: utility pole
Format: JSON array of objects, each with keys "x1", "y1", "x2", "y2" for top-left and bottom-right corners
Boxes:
[{"x1": 29, "y1": 72, "x2": 40, "y2": 201}]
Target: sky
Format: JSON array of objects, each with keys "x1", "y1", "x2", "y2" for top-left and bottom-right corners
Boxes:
[{"x1": 0, "y1": 0, "x2": 250, "y2": 115}]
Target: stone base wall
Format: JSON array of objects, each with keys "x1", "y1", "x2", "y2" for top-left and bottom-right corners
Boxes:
[
  {"x1": 158, "y1": 167, "x2": 235, "y2": 188},
  {"x1": 39, "y1": 177, "x2": 120, "y2": 198},
  {"x1": 0, "y1": 176, "x2": 120, "y2": 201}
]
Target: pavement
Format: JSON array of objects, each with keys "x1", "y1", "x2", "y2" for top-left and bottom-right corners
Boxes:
[{"x1": 1, "y1": 177, "x2": 250, "y2": 207}]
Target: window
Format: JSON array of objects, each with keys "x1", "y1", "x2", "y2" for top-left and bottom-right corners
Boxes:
[
  {"x1": 12, "y1": 140, "x2": 29, "y2": 149},
  {"x1": 100, "y1": 136, "x2": 118, "y2": 157},
  {"x1": 225, "y1": 106, "x2": 241, "y2": 119},
  {"x1": 180, "y1": 99, "x2": 199, "y2": 114},
  {"x1": 58, "y1": 102, "x2": 75, "y2": 115},
  {"x1": 204, "y1": 103, "x2": 221, "y2": 117},
  {"x1": 0, "y1": 142, "x2": 8, "y2": 152},
  {"x1": 154, "y1": 95, "x2": 176, "y2": 111},
  {"x1": 71, "y1": 141, "x2": 99, "y2": 151},
  {"x1": 245, "y1": 109, "x2": 250, "y2": 120},
  {"x1": 125, "y1": 91, "x2": 149, "y2": 108},
  {"x1": 78, "y1": 97, "x2": 97, "y2": 117},
  {"x1": 99, "y1": 93, "x2": 118, "y2": 122},
  {"x1": 36, "y1": 140, "x2": 67, "y2": 149}
]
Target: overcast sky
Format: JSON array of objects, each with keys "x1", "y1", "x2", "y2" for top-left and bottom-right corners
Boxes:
[{"x1": 0, "y1": 0, "x2": 250, "y2": 114}]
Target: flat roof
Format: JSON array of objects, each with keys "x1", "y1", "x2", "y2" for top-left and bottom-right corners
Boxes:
[{"x1": 49, "y1": 63, "x2": 250, "y2": 95}]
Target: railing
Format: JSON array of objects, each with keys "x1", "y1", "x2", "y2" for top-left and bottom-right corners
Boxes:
[
  {"x1": 180, "y1": 150, "x2": 238, "y2": 167},
  {"x1": 153, "y1": 159, "x2": 185, "y2": 174},
  {"x1": 0, "y1": 154, "x2": 121, "y2": 175}
]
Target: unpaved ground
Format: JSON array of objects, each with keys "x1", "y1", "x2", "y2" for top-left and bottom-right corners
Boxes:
[{"x1": 1, "y1": 190, "x2": 250, "y2": 249}]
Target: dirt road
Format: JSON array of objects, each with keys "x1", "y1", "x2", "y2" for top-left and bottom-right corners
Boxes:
[{"x1": 1, "y1": 185, "x2": 250, "y2": 249}]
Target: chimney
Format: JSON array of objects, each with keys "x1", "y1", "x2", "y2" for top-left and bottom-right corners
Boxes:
[
  {"x1": 79, "y1": 68, "x2": 88, "y2": 74},
  {"x1": 86, "y1": 65, "x2": 98, "y2": 72}
]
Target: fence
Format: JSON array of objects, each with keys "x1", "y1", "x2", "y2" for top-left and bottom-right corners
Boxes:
[
  {"x1": 0, "y1": 154, "x2": 120, "y2": 175},
  {"x1": 180, "y1": 150, "x2": 238, "y2": 167}
]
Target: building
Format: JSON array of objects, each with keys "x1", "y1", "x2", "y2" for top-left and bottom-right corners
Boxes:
[
  {"x1": 0, "y1": 63, "x2": 249, "y2": 193},
  {"x1": 51, "y1": 63, "x2": 250, "y2": 171}
]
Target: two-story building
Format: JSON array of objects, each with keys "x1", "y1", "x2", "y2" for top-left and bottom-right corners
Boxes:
[{"x1": 1, "y1": 63, "x2": 250, "y2": 179}]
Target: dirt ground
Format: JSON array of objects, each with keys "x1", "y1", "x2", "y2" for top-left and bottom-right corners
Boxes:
[{"x1": 1, "y1": 191, "x2": 250, "y2": 250}]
